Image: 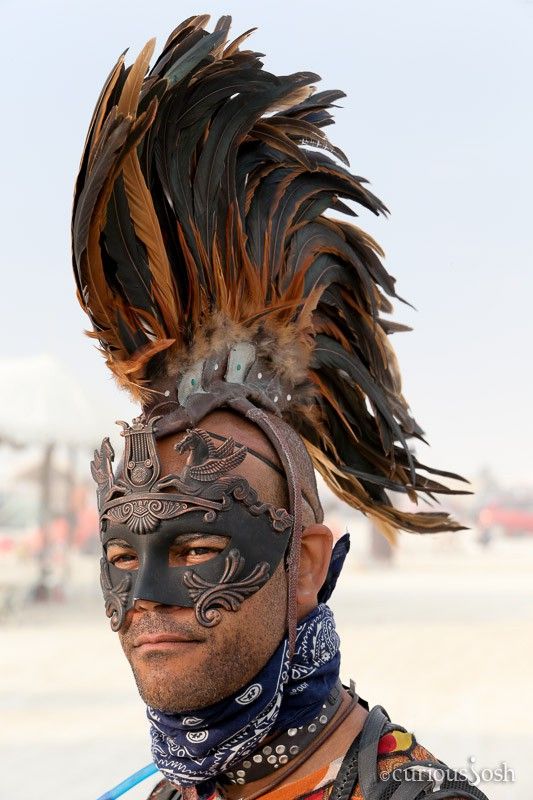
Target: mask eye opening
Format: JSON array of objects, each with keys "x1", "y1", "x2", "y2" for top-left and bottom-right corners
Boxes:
[
  {"x1": 167, "y1": 534, "x2": 230, "y2": 566},
  {"x1": 105, "y1": 540, "x2": 139, "y2": 571}
]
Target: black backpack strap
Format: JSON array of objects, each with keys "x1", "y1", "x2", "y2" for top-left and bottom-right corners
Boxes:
[
  {"x1": 357, "y1": 705, "x2": 392, "y2": 799},
  {"x1": 329, "y1": 725, "x2": 362, "y2": 800},
  {"x1": 328, "y1": 689, "x2": 373, "y2": 800},
  {"x1": 330, "y1": 706, "x2": 490, "y2": 800}
]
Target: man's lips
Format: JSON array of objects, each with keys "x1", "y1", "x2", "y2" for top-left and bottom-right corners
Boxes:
[{"x1": 133, "y1": 633, "x2": 200, "y2": 648}]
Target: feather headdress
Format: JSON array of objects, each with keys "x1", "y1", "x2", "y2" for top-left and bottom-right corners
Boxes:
[{"x1": 72, "y1": 14, "x2": 467, "y2": 540}]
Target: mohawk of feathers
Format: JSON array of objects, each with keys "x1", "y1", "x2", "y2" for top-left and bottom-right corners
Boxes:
[{"x1": 72, "y1": 14, "x2": 467, "y2": 539}]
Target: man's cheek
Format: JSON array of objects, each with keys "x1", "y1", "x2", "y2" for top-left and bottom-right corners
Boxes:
[
  {"x1": 117, "y1": 607, "x2": 135, "y2": 637},
  {"x1": 118, "y1": 623, "x2": 134, "y2": 655}
]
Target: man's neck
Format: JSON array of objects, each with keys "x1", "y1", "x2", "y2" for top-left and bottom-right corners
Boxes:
[{"x1": 221, "y1": 689, "x2": 368, "y2": 800}]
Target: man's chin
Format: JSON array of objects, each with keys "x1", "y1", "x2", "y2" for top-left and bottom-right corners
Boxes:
[
  {"x1": 133, "y1": 672, "x2": 194, "y2": 713},
  {"x1": 136, "y1": 683, "x2": 219, "y2": 714},
  {"x1": 129, "y1": 658, "x2": 218, "y2": 713}
]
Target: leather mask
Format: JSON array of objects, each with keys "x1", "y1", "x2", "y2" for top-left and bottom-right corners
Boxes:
[{"x1": 91, "y1": 419, "x2": 293, "y2": 631}]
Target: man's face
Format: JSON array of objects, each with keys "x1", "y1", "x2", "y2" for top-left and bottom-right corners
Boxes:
[{"x1": 106, "y1": 411, "x2": 290, "y2": 713}]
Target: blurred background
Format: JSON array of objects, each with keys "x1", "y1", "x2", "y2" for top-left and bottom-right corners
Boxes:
[{"x1": 0, "y1": 0, "x2": 531, "y2": 798}]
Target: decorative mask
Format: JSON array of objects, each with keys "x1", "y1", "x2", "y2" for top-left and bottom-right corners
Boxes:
[{"x1": 91, "y1": 418, "x2": 293, "y2": 631}]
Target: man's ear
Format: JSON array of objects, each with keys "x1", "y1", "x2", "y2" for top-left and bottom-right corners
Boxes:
[{"x1": 296, "y1": 524, "x2": 334, "y2": 619}]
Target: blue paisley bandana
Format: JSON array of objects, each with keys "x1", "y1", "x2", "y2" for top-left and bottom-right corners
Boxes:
[{"x1": 148, "y1": 603, "x2": 341, "y2": 789}]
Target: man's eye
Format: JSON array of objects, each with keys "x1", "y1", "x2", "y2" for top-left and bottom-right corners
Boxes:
[
  {"x1": 188, "y1": 546, "x2": 218, "y2": 556},
  {"x1": 109, "y1": 552, "x2": 138, "y2": 568},
  {"x1": 168, "y1": 539, "x2": 227, "y2": 566}
]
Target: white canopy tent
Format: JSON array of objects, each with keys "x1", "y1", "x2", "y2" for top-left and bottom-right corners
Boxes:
[
  {"x1": 0, "y1": 355, "x2": 133, "y2": 597},
  {"x1": 0, "y1": 354, "x2": 131, "y2": 448}
]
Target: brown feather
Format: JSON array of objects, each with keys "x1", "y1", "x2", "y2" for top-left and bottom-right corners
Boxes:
[
  {"x1": 86, "y1": 54, "x2": 126, "y2": 175},
  {"x1": 117, "y1": 38, "x2": 155, "y2": 116},
  {"x1": 120, "y1": 107, "x2": 180, "y2": 338}
]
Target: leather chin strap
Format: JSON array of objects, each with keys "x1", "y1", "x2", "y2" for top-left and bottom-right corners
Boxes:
[
  {"x1": 235, "y1": 402, "x2": 304, "y2": 659},
  {"x1": 204, "y1": 428, "x2": 318, "y2": 525}
]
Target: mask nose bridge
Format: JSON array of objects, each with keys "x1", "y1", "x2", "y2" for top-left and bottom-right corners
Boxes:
[
  {"x1": 131, "y1": 534, "x2": 195, "y2": 608},
  {"x1": 132, "y1": 536, "x2": 170, "y2": 604}
]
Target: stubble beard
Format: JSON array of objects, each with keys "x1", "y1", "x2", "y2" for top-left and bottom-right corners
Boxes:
[{"x1": 126, "y1": 625, "x2": 272, "y2": 713}]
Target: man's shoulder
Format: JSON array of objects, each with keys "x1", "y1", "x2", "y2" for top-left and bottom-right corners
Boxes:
[
  {"x1": 349, "y1": 722, "x2": 441, "y2": 798},
  {"x1": 332, "y1": 706, "x2": 489, "y2": 800},
  {"x1": 373, "y1": 722, "x2": 439, "y2": 780}
]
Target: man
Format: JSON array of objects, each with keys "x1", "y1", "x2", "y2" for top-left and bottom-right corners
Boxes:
[{"x1": 72, "y1": 14, "x2": 489, "y2": 800}]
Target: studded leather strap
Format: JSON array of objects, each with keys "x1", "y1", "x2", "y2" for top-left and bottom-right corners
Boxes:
[
  {"x1": 242, "y1": 405, "x2": 304, "y2": 658},
  {"x1": 147, "y1": 707, "x2": 491, "y2": 800}
]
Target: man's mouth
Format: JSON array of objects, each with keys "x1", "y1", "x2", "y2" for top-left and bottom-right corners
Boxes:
[{"x1": 132, "y1": 633, "x2": 201, "y2": 653}]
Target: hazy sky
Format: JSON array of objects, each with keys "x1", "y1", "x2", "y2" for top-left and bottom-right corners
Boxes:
[{"x1": 1, "y1": 0, "x2": 531, "y2": 485}]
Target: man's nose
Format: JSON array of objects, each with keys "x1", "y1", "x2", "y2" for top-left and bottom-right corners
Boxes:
[{"x1": 133, "y1": 597, "x2": 166, "y2": 613}]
